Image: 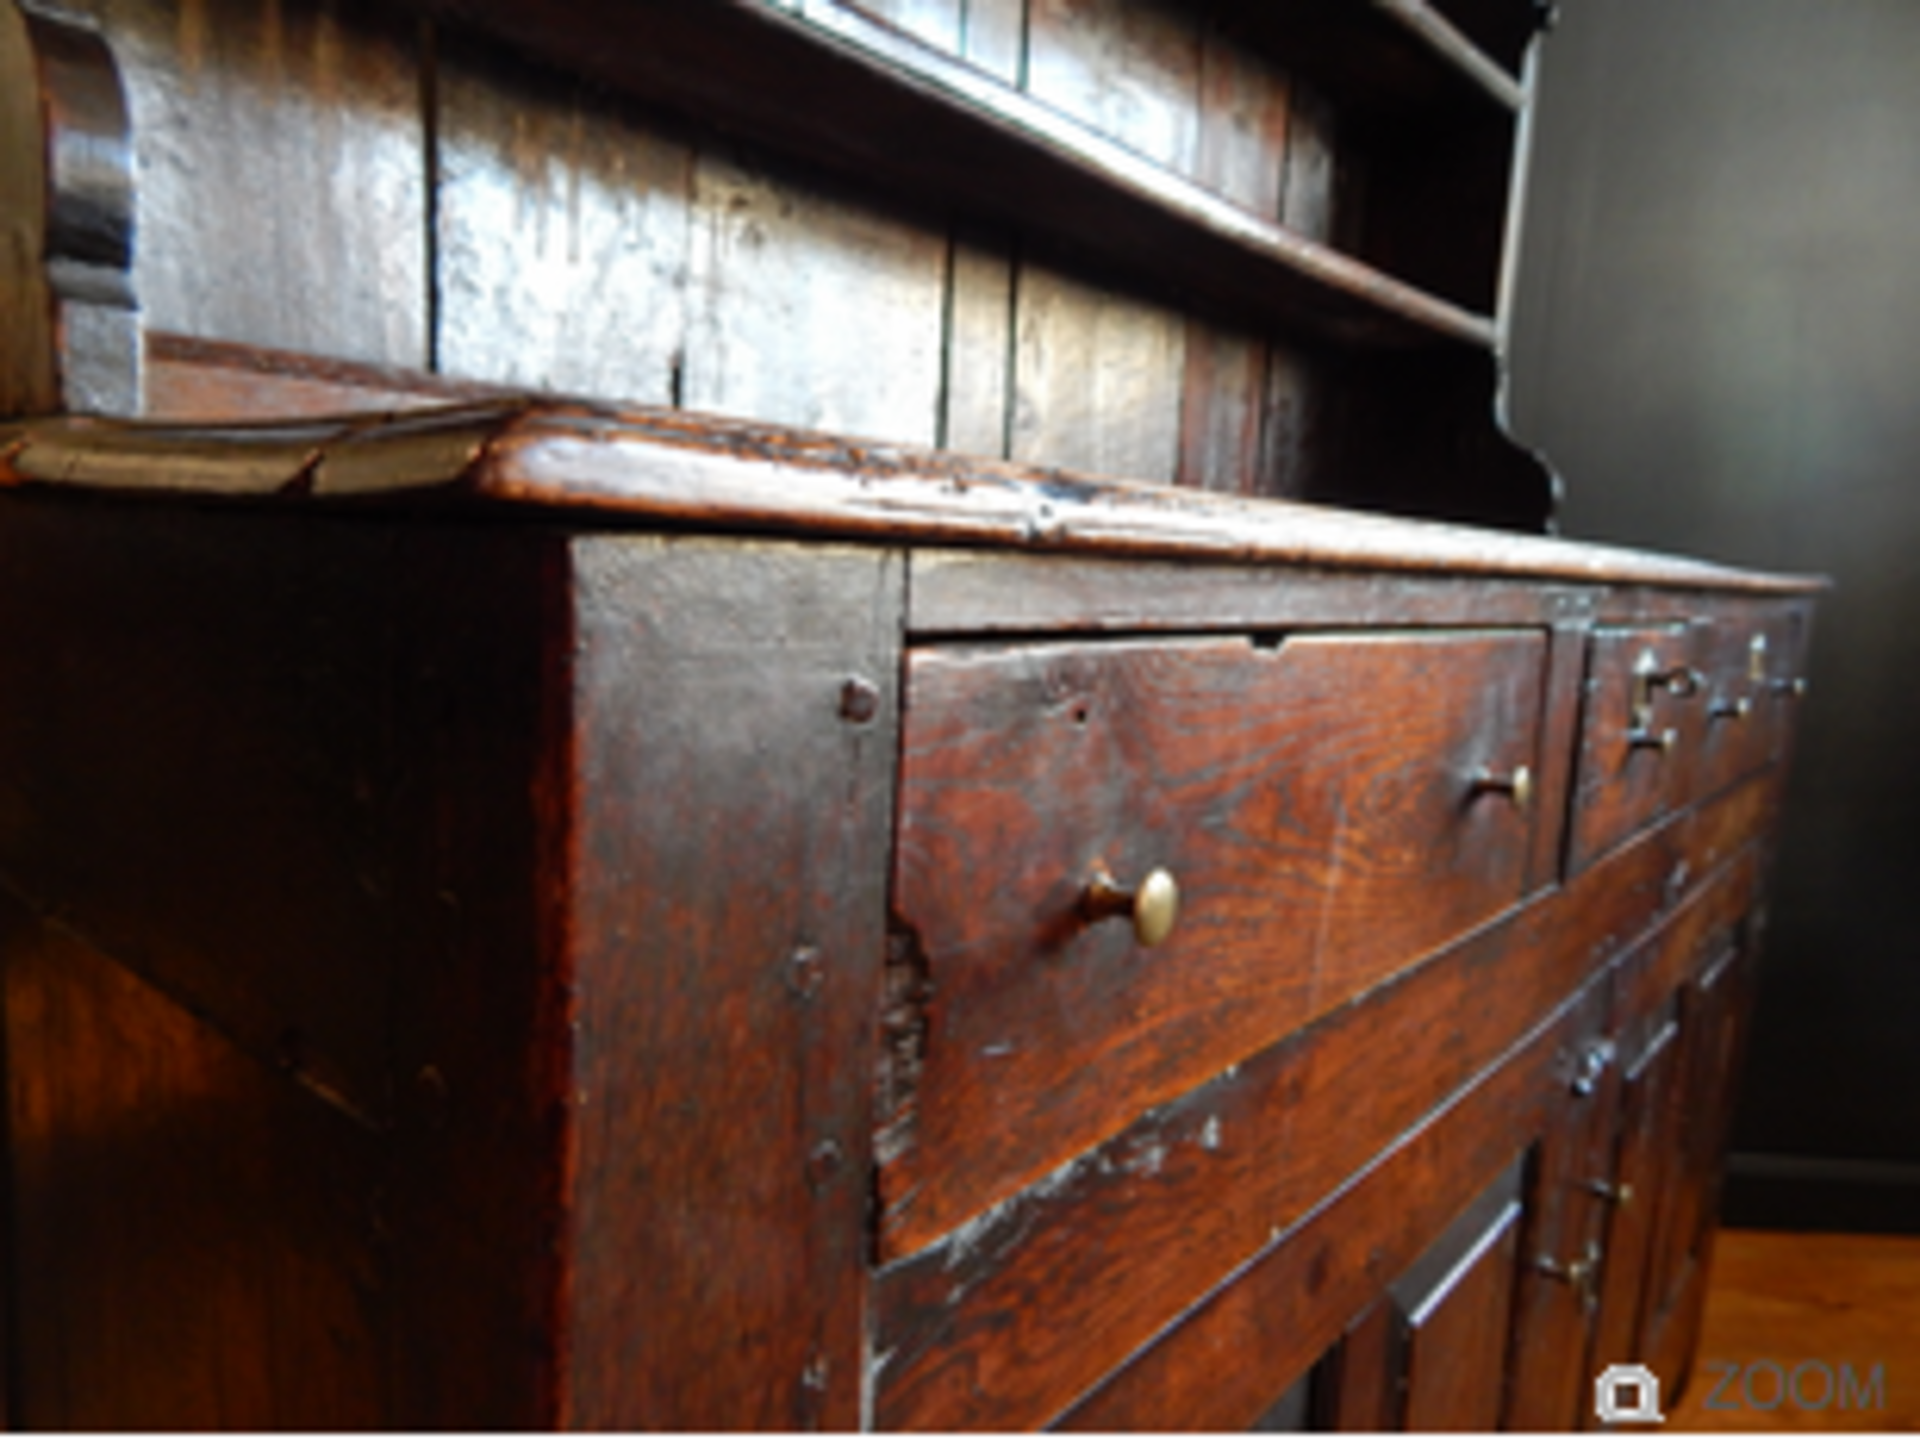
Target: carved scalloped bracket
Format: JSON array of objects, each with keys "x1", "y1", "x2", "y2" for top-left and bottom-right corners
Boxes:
[{"x1": 0, "y1": 0, "x2": 137, "y2": 419}]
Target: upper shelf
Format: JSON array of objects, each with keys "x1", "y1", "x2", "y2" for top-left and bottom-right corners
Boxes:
[
  {"x1": 404, "y1": 0, "x2": 1508, "y2": 350},
  {"x1": 1200, "y1": 0, "x2": 1525, "y2": 118}
]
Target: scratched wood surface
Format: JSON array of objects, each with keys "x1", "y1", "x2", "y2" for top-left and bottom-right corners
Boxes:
[
  {"x1": 434, "y1": 34, "x2": 691, "y2": 403},
  {"x1": 881, "y1": 628, "x2": 1547, "y2": 1258},
  {"x1": 558, "y1": 536, "x2": 903, "y2": 1430},
  {"x1": 1062, "y1": 983, "x2": 1595, "y2": 1431},
  {"x1": 681, "y1": 146, "x2": 947, "y2": 446},
  {"x1": 1, "y1": 890, "x2": 386, "y2": 1429},
  {"x1": 873, "y1": 774, "x2": 1782, "y2": 1429}
]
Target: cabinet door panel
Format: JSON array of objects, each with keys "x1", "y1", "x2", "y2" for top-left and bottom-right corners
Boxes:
[
  {"x1": 1321, "y1": 1158, "x2": 1526, "y2": 1432},
  {"x1": 1588, "y1": 1004, "x2": 1681, "y2": 1378}
]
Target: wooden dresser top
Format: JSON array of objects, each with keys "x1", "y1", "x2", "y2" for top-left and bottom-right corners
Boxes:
[{"x1": 0, "y1": 400, "x2": 1822, "y2": 595}]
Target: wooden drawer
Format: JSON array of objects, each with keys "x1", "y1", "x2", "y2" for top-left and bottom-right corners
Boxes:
[
  {"x1": 1568, "y1": 624, "x2": 1700, "y2": 871},
  {"x1": 1694, "y1": 606, "x2": 1808, "y2": 801},
  {"x1": 880, "y1": 628, "x2": 1550, "y2": 1257}
]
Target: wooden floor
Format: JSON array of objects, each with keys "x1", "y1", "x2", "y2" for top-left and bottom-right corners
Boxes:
[{"x1": 1661, "y1": 1228, "x2": 1920, "y2": 1431}]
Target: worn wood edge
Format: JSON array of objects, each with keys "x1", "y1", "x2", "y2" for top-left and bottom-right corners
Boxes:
[
  {"x1": 410, "y1": 0, "x2": 1487, "y2": 349},
  {"x1": 779, "y1": 0, "x2": 1497, "y2": 345},
  {"x1": 1373, "y1": 0, "x2": 1526, "y2": 110},
  {"x1": 1053, "y1": 973, "x2": 1587, "y2": 1429},
  {"x1": 0, "y1": 401, "x2": 1827, "y2": 594},
  {"x1": 869, "y1": 775, "x2": 1779, "y2": 1427}
]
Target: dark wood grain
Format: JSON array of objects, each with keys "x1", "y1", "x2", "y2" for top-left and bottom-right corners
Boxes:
[
  {"x1": 1056, "y1": 975, "x2": 1607, "y2": 1431},
  {"x1": 871, "y1": 774, "x2": 1775, "y2": 1429},
  {"x1": 1569, "y1": 623, "x2": 1702, "y2": 872},
  {"x1": 0, "y1": 402, "x2": 1825, "y2": 595},
  {"x1": 881, "y1": 627, "x2": 1547, "y2": 1255},
  {"x1": 556, "y1": 535, "x2": 903, "y2": 1429},
  {"x1": 1396, "y1": 1162, "x2": 1524, "y2": 1432},
  {"x1": 0, "y1": 497, "x2": 427, "y2": 1121},
  {"x1": 1, "y1": 888, "x2": 386, "y2": 1429},
  {"x1": 1587, "y1": 1000, "x2": 1680, "y2": 1381},
  {"x1": 1177, "y1": 317, "x2": 1270, "y2": 493},
  {"x1": 1195, "y1": 19, "x2": 1291, "y2": 218},
  {"x1": 381, "y1": 523, "x2": 573, "y2": 1428},
  {"x1": 1499, "y1": 982, "x2": 1621, "y2": 1431}
]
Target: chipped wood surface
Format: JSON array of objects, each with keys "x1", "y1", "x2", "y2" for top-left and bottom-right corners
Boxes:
[
  {"x1": 880, "y1": 627, "x2": 1549, "y2": 1256},
  {"x1": 873, "y1": 778, "x2": 1780, "y2": 1429},
  {"x1": 0, "y1": 400, "x2": 1825, "y2": 594}
]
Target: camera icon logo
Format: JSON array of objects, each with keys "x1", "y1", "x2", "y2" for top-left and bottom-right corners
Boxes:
[{"x1": 1595, "y1": 1363, "x2": 1665, "y2": 1425}]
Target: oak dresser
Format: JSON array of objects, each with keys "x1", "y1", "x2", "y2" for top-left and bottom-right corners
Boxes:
[{"x1": 0, "y1": 0, "x2": 1820, "y2": 1428}]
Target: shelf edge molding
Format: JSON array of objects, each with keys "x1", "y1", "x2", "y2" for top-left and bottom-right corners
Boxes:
[{"x1": 0, "y1": 399, "x2": 1825, "y2": 594}]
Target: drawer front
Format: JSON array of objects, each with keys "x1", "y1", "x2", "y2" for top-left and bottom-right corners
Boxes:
[
  {"x1": 1694, "y1": 605, "x2": 1808, "y2": 801},
  {"x1": 880, "y1": 628, "x2": 1549, "y2": 1258},
  {"x1": 1568, "y1": 625, "x2": 1699, "y2": 871}
]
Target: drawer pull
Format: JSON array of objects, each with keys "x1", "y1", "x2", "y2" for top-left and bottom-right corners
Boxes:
[
  {"x1": 1470, "y1": 763, "x2": 1533, "y2": 810},
  {"x1": 1584, "y1": 1178, "x2": 1636, "y2": 1207},
  {"x1": 1533, "y1": 1240, "x2": 1603, "y2": 1308},
  {"x1": 1709, "y1": 695, "x2": 1752, "y2": 721},
  {"x1": 1769, "y1": 675, "x2": 1809, "y2": 700},
  {"x1": 1626, "y1": 725, "x2": 1678, "y2": 753},
  {"x1": 1629, "y1": 650, "x2": 1700, "y2": 746},
  {"x1": 1083, "y1": 866, "x2": 1181, "y2": 949}
]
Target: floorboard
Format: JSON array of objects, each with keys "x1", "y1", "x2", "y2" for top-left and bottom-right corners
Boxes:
[{"x1": 1659, "y1": 1228, "x2": 1920, "y2": 1431}]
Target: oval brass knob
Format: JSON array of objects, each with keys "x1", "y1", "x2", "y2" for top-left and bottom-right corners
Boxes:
[
  {"x1": 1083, "y1": 866, "x2": 1181, "y2": 948},
  {"x1": 1472, "y1": 764, "x2": 1533, "y2": 810}
]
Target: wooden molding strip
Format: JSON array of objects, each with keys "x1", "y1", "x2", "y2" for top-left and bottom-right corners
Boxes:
[{"x1": 0, "y1": 399, "x2": 1825, "y2": 594}]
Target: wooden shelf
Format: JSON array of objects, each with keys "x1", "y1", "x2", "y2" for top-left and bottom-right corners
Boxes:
[
  {"x1": 1203, "y1": 0, "x2": 1525, "y2": 120},
  {"x1": 404, "y1": 0, "x2": 1499, "y2": 350}
]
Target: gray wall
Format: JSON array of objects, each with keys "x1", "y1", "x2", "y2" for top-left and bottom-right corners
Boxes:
[{"x1": 1508, "y1": 0, "x2": 1920, "y2": 1225}]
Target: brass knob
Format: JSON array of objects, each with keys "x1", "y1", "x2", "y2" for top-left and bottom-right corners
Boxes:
[
  {"x1": 1533, "y1": 1241, "x2": 1603, "y2": 1308},
  {"x1": 1709, "y1": 695, "x2": 1752, "y2": 721},
  {"x1": 1471, "y1": 764, "x2": 1533, "y2": 810},
  {"x1": 1083, "y1": 866, "x2": 1181, "y2": 948}
]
